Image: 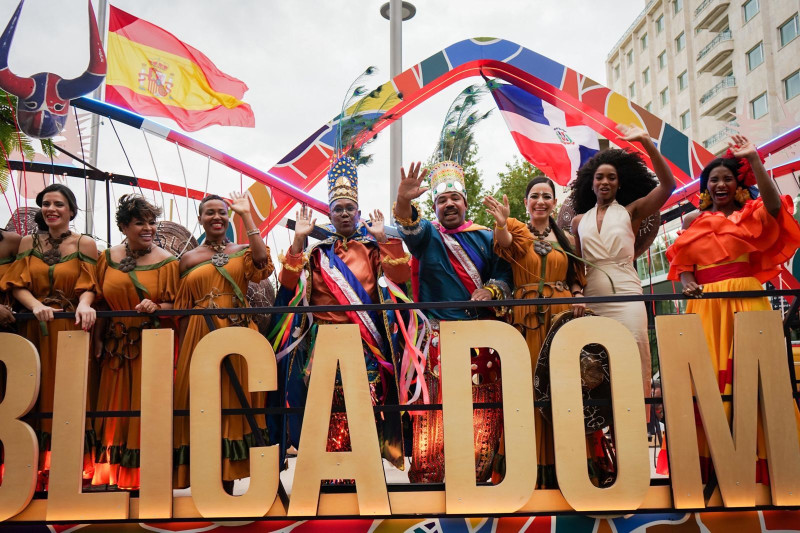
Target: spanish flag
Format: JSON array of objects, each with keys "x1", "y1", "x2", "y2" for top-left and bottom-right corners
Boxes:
[{"x1": 105, "y1": 6, "x2": 254, "y2": 131}]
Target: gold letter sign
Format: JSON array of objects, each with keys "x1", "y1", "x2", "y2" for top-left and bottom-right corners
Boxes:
[
  {"x1": 190, "y1": 327, "x2": 279, "y2": 518},
  {"x1": 656, "y1": 311, "x2": 800, "y2": 508},
  {"x1": 440, "y1": 320, "x2": 537, "y2": 514},
  {"x1": 550, "y1": 316, "x2": 650, "y2": 512},
  {"x1": 47, "y1": 331, "x2": 129, "y2": 521},
  {"x1": 288, "y1": 324, "x2": 391, "y2": 516},
  {"x1": 0, "y1": 333, "x2": 40, "y2": 521}
]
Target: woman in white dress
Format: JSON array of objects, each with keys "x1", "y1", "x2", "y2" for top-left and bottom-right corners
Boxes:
[{"x1": 569, "y1": 125, "x2": 675, "y2": 408}]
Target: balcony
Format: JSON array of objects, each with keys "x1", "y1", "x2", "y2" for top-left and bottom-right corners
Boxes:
[
  {"x1": 695, "y1": 0, "x2": 730, "y2": 30},
  {"x1": 699, "y1": 76, "x2": 737, "y2": 118},
  {"x1": 696, "y1": 30, "x2": 734, "y2": 73},
  {"x1": 702, "y1": 125, "x2": 738, "y2": 152}
]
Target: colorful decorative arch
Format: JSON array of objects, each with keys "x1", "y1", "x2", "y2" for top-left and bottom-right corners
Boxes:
[
  {"x1": 75, "y1": 37, "x2": 718, "y2": 242},
  {"x1": 226, "y1": 37, "x2": 715, "y2": 241}
]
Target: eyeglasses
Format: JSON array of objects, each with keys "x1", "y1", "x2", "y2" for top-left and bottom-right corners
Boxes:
[{"x1": 332, "y1": 206, "x2": 357, "y2": 215}]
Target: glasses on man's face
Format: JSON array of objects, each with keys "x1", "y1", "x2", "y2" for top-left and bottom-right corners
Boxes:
[{"x1": 332, "y1": 205, "x2": 357, "y2": 215}]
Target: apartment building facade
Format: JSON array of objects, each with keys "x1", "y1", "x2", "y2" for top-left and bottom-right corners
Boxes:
[{"x1": 605, "y1": 0, "x2": 800, "y2": 155}]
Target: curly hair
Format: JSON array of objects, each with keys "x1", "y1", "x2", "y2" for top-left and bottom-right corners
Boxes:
[
  {"x1": 116, "y1": 194, "x2": 162, "y2": 228},
  {"x1": 569, "y1": 149, "x2": 657, "y2": 214},
  {"x1": 34, "y1": 183, "x2": 79, "y2": 231}
]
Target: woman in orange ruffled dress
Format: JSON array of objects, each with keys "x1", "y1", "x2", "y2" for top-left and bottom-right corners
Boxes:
[
  {"x1": 173, "y1": 192, "x2": 273, "y2": 492},
  {"x1": 92, "y1": 195, "x2": 179, "y2": 490},
  {"x1": 666, "y1": 134, "x2": 800, "y2": 483},
  {"x1": 0, "y1": 183, "x2": 98, "y2": 490}
]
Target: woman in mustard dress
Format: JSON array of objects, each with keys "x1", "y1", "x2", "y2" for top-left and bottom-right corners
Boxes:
[
  {"x1": 173, "y1": 192, "x2": 273, "y2": 491},
  {"x1": 0, "y1": 183, "x2": 98, "y2": 490},
  {"x1": 92, "y1": 195, "x2": 179, "y2": 490},
  {"x1": 667, "y1": 135, "x2": 800, "y2": 483},
  {"x1": 484, "y1": 176, "x2": 589, "y2": 488},
  {"x1": 0, "y1": 228, "x2": 21, "y2": 330}
]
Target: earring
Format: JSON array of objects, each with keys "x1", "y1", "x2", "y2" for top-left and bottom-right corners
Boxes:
[{"x1": 698, "y1": 190, "x2": 712, "y2": 209}]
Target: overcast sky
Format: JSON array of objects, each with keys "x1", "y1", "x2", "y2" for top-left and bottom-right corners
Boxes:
[{"x1": 0, "y1": 0, "x2": 644, "y2": 252}]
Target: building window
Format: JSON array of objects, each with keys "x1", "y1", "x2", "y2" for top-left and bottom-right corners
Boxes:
[
  {"x1": 785, "y1": 70, "x2": 800, "y2": 101},
  {"x1": 678, "y1": 70, "x2": 688, "y2": 91},
  {"x1": 658, "y1": 50, "x2": 667, "y2": 70},
  {"x1": 779, "y1": 14, "x2": 799, "y2": 47},
  {"x1": 746, "y1": 42, "x2": 764, "y2": 71},
  {"x1": 614, "y1": 64, "x2": 620, "y2": 80},
  {"x1": 680, "y1": 110, "x2": 691, "y2": 130},
  {"x1": 627, "y1": 49, "x2": 634, "y2": 65},
  {"x1": 751, "y1": 92, "x2": 768, "y2": 119},
  {"x1": 643, "y1": 67, "x2": 650, "y2": 85},
  {"x1": 629, "y1": 82, "x2": 636, "y2": 99},
  {"x1": 656, "y1": 14, "x2": 664, "y2": 34},
  {"x1": 641, "y1": 33, "x2": 648, "y2": 50},
  {"x1": 673, "y1": 0, "x2": 682, "y2": 15},
  {"x1": 675, "y1": 32, "x2": 686, "y2": 52},
  {"x1": 660, "y1": 87, "x2": 670, "y2": 106},
  {"x1": 743, "y1": 0, "x2": 759, "y2": 23},
  {"x1": 645, "y1": 102, "x2": 652, "y2": 112}
]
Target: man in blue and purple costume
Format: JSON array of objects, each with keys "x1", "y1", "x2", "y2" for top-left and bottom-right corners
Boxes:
[{"x1": 393, "y1": 160, "x2": 512, "y2": 483}]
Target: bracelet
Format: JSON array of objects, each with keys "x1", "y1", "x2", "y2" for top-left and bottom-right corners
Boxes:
[
  {"x1": 246, "y1": 228, "x2": 260, "y2": 236},
  {"x1": 381, "y1": 253, "x2": 411, "y2": 266},
  {"x1": 494, "y1": 222, "x2": 507, "y2": 231},
  {"x1": 392, "y1": 202, "x2": 421, "y2": 227}
]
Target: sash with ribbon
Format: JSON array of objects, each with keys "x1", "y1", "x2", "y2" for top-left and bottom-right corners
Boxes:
[
  {"x1": 436, "y1": 223, "x2": 485, "y2": 296},
  {"x1": 316, "y1": 245, "x2": 394, "y2": 376}
]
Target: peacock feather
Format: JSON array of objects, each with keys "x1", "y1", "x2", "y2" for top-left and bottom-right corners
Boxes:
[
  {"x1": 435, "y1": 84, "x2": 492, "y2": 166},
  {"x1": 334, "y1": 68, "x2": 400, "y2": 167}
]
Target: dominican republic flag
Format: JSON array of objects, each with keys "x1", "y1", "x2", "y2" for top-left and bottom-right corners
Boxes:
[{"x1": 491, "y1": 84, "x2": 599, "y2": 185}]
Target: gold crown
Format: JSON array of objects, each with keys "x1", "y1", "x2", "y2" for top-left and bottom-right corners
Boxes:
[
  {"x1": 429, "y1": 160, "x2": 466, "y2": 200},
  {"x1": 327, "y1": 156, "x2": 358, "y2": 204}
]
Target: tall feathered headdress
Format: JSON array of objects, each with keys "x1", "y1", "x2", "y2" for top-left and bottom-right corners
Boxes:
[
  {"x1": 428, "y1": 84, "x2": 492, "y2": 201},
  {"x1": 328, "y1": 67, "x2": 397, "y2": 205}
]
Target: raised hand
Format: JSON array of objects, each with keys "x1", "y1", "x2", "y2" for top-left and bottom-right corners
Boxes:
[
  {"x1": 617, "y1": 123, "x2": 651, "y2": 144},
  {"x1": 728, "y1": 134, "x2": 758, "y2": 160},
  {"x1": 482, "y1": 195, "x2": 510, "y2": 227},
  {"x1": 397, "y1": 162, "x2": 430, "y2": 202},
  {"x1": 294, "y1": 205, "x2": 317, "y2": 241},
  {"x1": 365, "y1": 209, "x2": 387, "y2": 242},
  {"x1": 227, "y1": 191, "x2": 251, "y2": 216}
]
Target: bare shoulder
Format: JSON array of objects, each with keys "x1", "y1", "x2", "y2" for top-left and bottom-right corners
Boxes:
[
  {"x1": 179, "y1": 246, "x2": 209, "y2": 273},
  {"x1": 151, "y1": 246, "x2": 174, "y2": 262},
  {"x1": 0, "y1": 231, "x2": 21, "y2": 257},
  {"x1": 17, "y1": 234, "x2": 34, "y2": 253},
  {"x1": 108, "y1": 244, "x2": 126, "y2": 263},
  {"x1": 78, "y1": 235, "x2": 99, "y2": 259},
  {"x1": 570, "y1": 214, "x2": 583, "y2": 236},
  {"x1": 681, "y1": 210, "x2": 701, "y2": 230}
]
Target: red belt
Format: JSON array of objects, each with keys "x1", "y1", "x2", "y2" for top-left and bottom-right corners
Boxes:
[{"x1": 695, "y1": 262, "x2": 752, "y2": 284}]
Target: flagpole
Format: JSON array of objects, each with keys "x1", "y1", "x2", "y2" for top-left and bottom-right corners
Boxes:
[{"x1": 86, "y1": 0, "x2": 108, "y2": 241}]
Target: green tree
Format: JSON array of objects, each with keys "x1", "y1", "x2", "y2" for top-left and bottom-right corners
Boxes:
[{"x1": 0, "y1": 91, "x2": 56, "y2": 193}]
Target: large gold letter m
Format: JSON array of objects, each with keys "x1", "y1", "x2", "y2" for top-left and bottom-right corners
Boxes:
[{"x1": 656, "y1": 310, "x2": 800, "y2": 508}]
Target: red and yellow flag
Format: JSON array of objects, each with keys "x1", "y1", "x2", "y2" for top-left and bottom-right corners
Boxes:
[{"x1": 105, "y1": 6, "x2": 254, "y2": 131}]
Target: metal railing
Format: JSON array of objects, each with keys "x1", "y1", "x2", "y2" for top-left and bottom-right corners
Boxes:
[
  {"x1": 695, "y1": 0, "x2": 714, "y2": 17},
  {"x1": 697, "y1": 29, "x2": 733, "y2": 61},
  {"x1": 703, "y1": 125, "x2": 739, "y2": 148},
  {"x1": 8, "y1": 287, "x2": 800, "y2": 508},
  {"x1": 700, "y1": 75, "x2": 736, "y2": 104}
]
